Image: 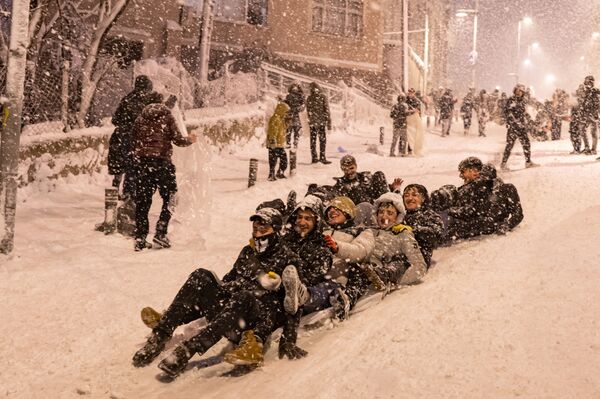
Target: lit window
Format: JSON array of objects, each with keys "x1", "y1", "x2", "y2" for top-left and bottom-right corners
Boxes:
[
  {"x1": 312, "y1": 0, "x2": 363, "y2": 38},
  {"x1": 214, "y1": 0, "x2": 268, "y2": 26}
]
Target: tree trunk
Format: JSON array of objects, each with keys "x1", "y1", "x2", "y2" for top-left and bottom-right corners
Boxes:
[{"x1": 75, "y1": 0, "x2": 130, "y2": 128}]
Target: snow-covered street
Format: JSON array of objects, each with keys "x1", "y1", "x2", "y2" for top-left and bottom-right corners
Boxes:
[{"x1": 2, "y1": 120, "x2": 600, "y2": 399}]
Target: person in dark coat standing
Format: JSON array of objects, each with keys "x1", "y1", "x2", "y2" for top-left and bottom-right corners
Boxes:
[
  {"x1": 306, "y1": 82, "x2": 332, "y2": 164},
  {"x1": 461, "y1": 91, "x2": 475, "y2": 136},
  {"x1": 500, "y1": 84, "x2": 537, "y2": 170},
  {"x1": 131, "y1": 97, "x2": 197, "y2": 251},
  {"x1": 108, "y1": 75, "x2": 158, "y2": 198},
  {"x1": 579, "y1": 75, "x2": 600, "y2": 154},
  {"x1": 390, "y1": 94, "x2": 412, "y2": 157},
  {"x1": 284, "y1": 83, "x2": 305, "y2": 149},
  {"x1": 439, "y1": 89, "x2": 456, "y2": 136}
]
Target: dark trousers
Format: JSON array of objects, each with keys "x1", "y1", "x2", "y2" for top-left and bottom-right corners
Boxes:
[
  {"x1": 581, "y1": 120, "x2": 598, "y2": 151},
  {"x1": 286, "y1": 125, "x2": 301, "y2": 149},
  {"x1": 570, "y1": 125, "x2": 582, "y2": 153},
  {"x1": 390, "y1": 126, "x2": 407, "y2": 156},
  {"x1": 310, "y1": 125, "x2": 327, "y2": 162},
  {"x1": 462, "y1": 114, "x2": 472, "y2": 130},
  {"x1": 502, "y1": 128, "x2": 531, "y2": 163},
  {"x1": 111, "y1": 171, "x2": 136, "y2": 199},
  {"x1": 133, "y1": 158, "x2": 177, "y2": 240},
  {"x1": 551, "y1": 117, "x2": 562, "y2": 140},
  {"x1": 268, "y1": 148, "x2": 287, "y2": 175}
]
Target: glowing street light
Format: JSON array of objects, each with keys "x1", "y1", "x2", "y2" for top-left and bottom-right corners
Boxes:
[
  {"x1": 455, "y1": 1, "x2": 480, "y2": 88},
  {"x1": 593, "y1": 32, "x2": 600, "y2": 40},
  {"x1": 546, "y1": 74, "x2": 556, "y2": 85},
  {"x1": 515, "y1": 16, "x2": 533, "y2": 83},
  {"x1": 522, "y1": 16, "x2": 533, "y2": 26},
  {"x1": 523, "y1": 58, "x2": 532, "y2": 66}
]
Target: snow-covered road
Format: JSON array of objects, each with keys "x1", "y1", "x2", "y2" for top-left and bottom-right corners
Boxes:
[{"x1": 2, "y1": 120, "x2": 600, "y2": 399}]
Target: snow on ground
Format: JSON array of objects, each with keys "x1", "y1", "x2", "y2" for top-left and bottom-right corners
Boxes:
[{"x1": 2, "y1": 118, "x2": 600, "y2": 399}]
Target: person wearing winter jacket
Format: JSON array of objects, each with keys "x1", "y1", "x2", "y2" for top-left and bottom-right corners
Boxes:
[
  {"x1": 390, "y1": 94, "x2": 412, "y2": 156},
  {"x1": 480, "y1": 163, "x2": 524, "y2": 234},
  {"x1": 579, "y1": 76, "x2": 600, "y2": 154},
  {"x1": 475, "y1": 89, "x2": 489, "y2": 137},
  {"x1": 400, "y1": 184, "x2": 444, "y2": 268},
  {"x1": 439, "y1": 89, "x2": 456, "y2": 136},
  {"x1": 461, "y1": 91, "x2": 475, "y2": 136},
  {"x1": 569, "y1": 104, "x2": 584, "y2": 153},
  {"x1": 445, "y1": 157, "x2": 494, "y2": 241},
  {"x1": 130, "y1": 98, "x2": 197, "y2": 251},
  {"x1": 306, "y1": 82, "x2": 332, "y2": 164},
  {"x1": 284, "y1": 83, "x2": 305, "y2": 149},
  {"x1": 501, "y1": 84, "x2": 537, "y2": 170},
  {"x1": 267, "y1": 101, "x2": 290, "y2": 181},
  {"x1": 332, "y1": 154, "x2": 389, "y2": 205},
  {"x1": 133, "y1": 203, "x2": 306, "y2": 376},
  {"x1": 108, "y1": 75, "x2": 159, "y2": 198},
  {"x1": 366, "y1": 192, "x2": 428, "y2": 288}
]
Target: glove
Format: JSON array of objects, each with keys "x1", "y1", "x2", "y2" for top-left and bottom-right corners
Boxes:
[
  {"x1": 391, "y1": 224, "x2": 413, "y2": 234},
  {"x1": 324, "y1": 235, "x2": 338, "y2": 253},
  {"x1": 258, "y1": 271, "x2": 281, "y2": 291},
  {"x1": 278, "y1": 341, "x2": 308, "y2": 360}
]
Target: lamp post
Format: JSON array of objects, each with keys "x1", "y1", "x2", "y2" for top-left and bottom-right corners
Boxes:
[
  {"x1": 456, "y1": 0, "x2": 479, "y2": 88},
  {"x1": 515, "y1": 16, "x2": 533, "y2": 84}
]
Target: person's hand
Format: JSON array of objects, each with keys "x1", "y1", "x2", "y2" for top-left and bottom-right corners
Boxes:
[
  {"x1": 278, "y1": 341, "x2": 308, "y2": 360},
  {"x1": 258, "y1": 271, "x2": 281, "y2": 290},
  {"x1": 391, "y1": 224, "x2": 413, "y2": 234},
  {"x1": 391, "y1": 177, "x2": 404, "y2": 192},
  {"x1": 324, "y1": 235, "x2": 338, "y2": 253}
]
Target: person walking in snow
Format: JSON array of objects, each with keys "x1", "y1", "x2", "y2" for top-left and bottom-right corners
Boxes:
[
  {"x1": 266, "y1": 100, "x2": 289, "y2": 181},
  {"x1": 578, "y1": 75, "x2": 600, "y2": 154},
  {"x1": 439, "y1": 89, "x2": 456, "y2": 136},
  {"x1": 390, "y1": 94, "x2": 412, "y2": 156},
  {"x1": 500, "y1": 84, "x2": 537, "y2": 170},
  {"x1": 306, "y1": 82, "x2": 332, "y2": 164},
  {"x1": 568, "y1": 104, "x2": 584, "y2": 153},
  {"x1": 284, "y1": 83, "x2": 305, "y2": 149},
  {"x1": 475, "y1": 89, "x2": 489, "y2": 137},
  {"x1": 130, "y1": 96, "x2": 197, "y2": 251},
  {"x1": 460, "y1": 90, "x2": 475, "y2": 136}
]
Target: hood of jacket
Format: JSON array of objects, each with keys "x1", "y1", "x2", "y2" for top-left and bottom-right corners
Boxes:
[
  {"x1": 290, "y1": 194, "x2": 324, "y2": 232},
  {"x1": 373, "y1": 192, "x2": 406, "y2": 225},
  {"x1": 274, "y1": 102, "x2": 290, "y2": 118}
]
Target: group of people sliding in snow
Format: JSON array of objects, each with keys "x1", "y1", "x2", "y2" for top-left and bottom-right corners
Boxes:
[{"x1": 131, "y1": 154, "x2": 523, "y2": 378}]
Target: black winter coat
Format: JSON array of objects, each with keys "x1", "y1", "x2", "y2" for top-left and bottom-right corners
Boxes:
[
  {"x1": 488, "y1": 178, "x2": 523, "y2": 232},
  {"x1": 447, "y1": 177, "x2": 494, "y2": 239},
  {"x1": 283, "y1": 229, "x2": 332, "y2": 286},
  {"x1": 505, "y1": 95, "x2": 530, "y2": 133},
  {"x1": 284, "y1": 90, "x2": 306, "y2": 128},
  {"x1": 439, "y1": 94, "x2": 455, "y2": 119},
  {"x1": 581, "y1": 87, "x2": 600, "y2": 122},
  {"x1": 390, "y1": 102, "x2": 410, "y2": 128},
  {"x1": 306, "y1": 85, "x2": 331, "y2": 128},
  {"x1": 108, "y1": 89, "x2": 157, "y2": 174},
  {"x1": 333, "y1": 171, "x2": 389, "y2": 205},
  {"x1": 403, "y1": 207, "x2": 444, "y2": 267},
  {"x1": 221, "y1": 238, "x2": 304, "y2": 294}
]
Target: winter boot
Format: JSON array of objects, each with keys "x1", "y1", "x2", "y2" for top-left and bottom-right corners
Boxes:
[
  {"x1": 286, "y1": 190, "x2": 297, "y2": 215},
  {"x1": 320, "y1": 158, "x2": 332, "y2": 165},
  {"x1": 329, "y1": 287, "x2": 350, "y2": 321},
  {"x1": 525, "y1": 160, "x2": 539, "y2": 168},
  {"x1": 276, "y1": 170, "x2": 286, "y2": 179},
  {"x1": 153, "y1": 221, "x2": 171, "y2": 249},
  {"x1": 282, "y1": 265, "x2": 310, "y2": 314},
  {"x1": 500, "y1": 162, "x2": 509, "y2": 171},
  {"x1": 268, "y1": 171, "x2": 276, "y2": 181},
  {"x1": 95, "y1": 188, "x2": 119, "y2": 234},
  {"x1": 223, "y1": 330, "x2": 264, "y2": 366},
  {"x1": 116, "y1": 197, "x2": 136, "y2": 237},
  {"x1": 132, "y1": 331, "x2": 170, "y2": 367},
  {"x1": 359, "y1": 263, "x2": 387, "y2": 291},
  {"x1": 157, "y1": 344, "x2": 192, "y2": 378},
  {"x1": 134, "y1": 238, "x2": 152, "y2": 251},
  {"x1": 141, "y1": 307, "x2": 162, "y2": 329}
]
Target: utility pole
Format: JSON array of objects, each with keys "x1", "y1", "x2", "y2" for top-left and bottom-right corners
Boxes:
[
  {"x1": 402, "y1": 0, "x2": 409, "y2": 93},
  {"x1": 423, "y1": 11, "x2": 429, "y2": 95},
  {"x1": 0, "y1": 0, "x2": 30, "y2": 254},
  {"x1": 198, "y1": 0, "x2": 214, "y2": 83},
  {"x1": 471, "y1": 0, "x2": 479, "y2": 88}
]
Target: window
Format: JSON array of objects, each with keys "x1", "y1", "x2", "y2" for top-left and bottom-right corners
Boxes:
[
  {"x1": 214, "y1": 0, "x2": 268, "y2": 26},
  {"x1": 312, "y1": 0, "x2": 363, "y2": 38}
]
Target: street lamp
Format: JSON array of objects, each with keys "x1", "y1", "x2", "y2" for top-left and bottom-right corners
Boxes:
[
  {"x1": 592, "y1": 32, "x2": 600, "y2": 40},
  {"x1": 455, "y1": 0, "x2": 479, "y2": 88},
  {"x1": 515, "y1": 16, "x2": 533, "y2": 84}
]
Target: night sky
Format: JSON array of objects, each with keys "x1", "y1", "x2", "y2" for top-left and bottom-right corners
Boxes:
[{"x1": 449, "y1": 0, "x2": 598, "y2": 98}]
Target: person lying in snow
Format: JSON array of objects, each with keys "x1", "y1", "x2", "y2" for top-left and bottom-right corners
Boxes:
[
  {"x1": 479, "y1": 163, "x2": 524, "y2": 234},
  {"x1": 132, "y1": 201, "x2": 309, "y2": 377}
]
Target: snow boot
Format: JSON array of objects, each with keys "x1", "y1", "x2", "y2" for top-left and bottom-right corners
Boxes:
[
  {"x1": 153, "y1": 221, "x2": 171, "y2": 249},
  {"x1": 95, "y1": 188, "x2": 118, "y2": 234},
  {"x1": 158, "y1": 344, "x2": 192, "y2": 377},
  {"x1": 141, "y1": 307, "x2": 162, "y2": 329},
  {"x1": 116, "y1": 197, "x2": 136, "y2": 237},
  {"x1": 134, "y1": 238, "x2": 152, "y2": 251},
  {"x1": 282, "y1": 265, "x2": 310, "y2": 314},
  {"x1": 286, "y1": 190, "x2": 297, "y2": 215},
  {"x1": 132, "y1": 331, "x2": 170, "y2": 367},
  {"x1": 276, "y1": 170, "x2": 286, "y2": 179},
  {"x1": 223, "y1": 330, "x2": 264, "y2": 366},
  {"x1": 329, "y1": 287, "x2": 350, "y2": 321},
  {"x1": 359, "y1": 263, "x2": 387, "y2": 291},
  {"x1": 525, "y1": 160, "x2": 539, "y2": 168},
  {"x1": 268, "y1": 171, "x2": 276, "y2": 181},
  {"x1": 500, "y1": 162, "x2": 510, "y2": 171},
  {"x1": 320, "y1": 158, "x2": 332, "y2": 165}
]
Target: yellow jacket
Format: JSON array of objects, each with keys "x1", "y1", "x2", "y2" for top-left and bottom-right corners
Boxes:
[{"x1": 266, "y1": 102, "x2": 289, "y2": 149}]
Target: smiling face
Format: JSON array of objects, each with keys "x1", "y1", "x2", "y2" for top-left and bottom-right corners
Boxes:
[
  {"x1": 341, "y1": 163, "x2": 357, "y2": 179},
  {"x1": 459, "y1": 167, "x2": 480, "y2": 183},
  {"x1": 327, "y1": 207, "x2": 347, "y2": 226},
  {"x1": 252, "y1": 219, "x2": 274, "y2": 238},
  {"x1": 294, "y1": 209, "x2": 317, "y2": 237},
  {"x1": 403, "y1": 187, "x2": 424, "y2": 211},
  {"x1": 377, "y1": 203, "x2": 399, "y2": 229}
]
